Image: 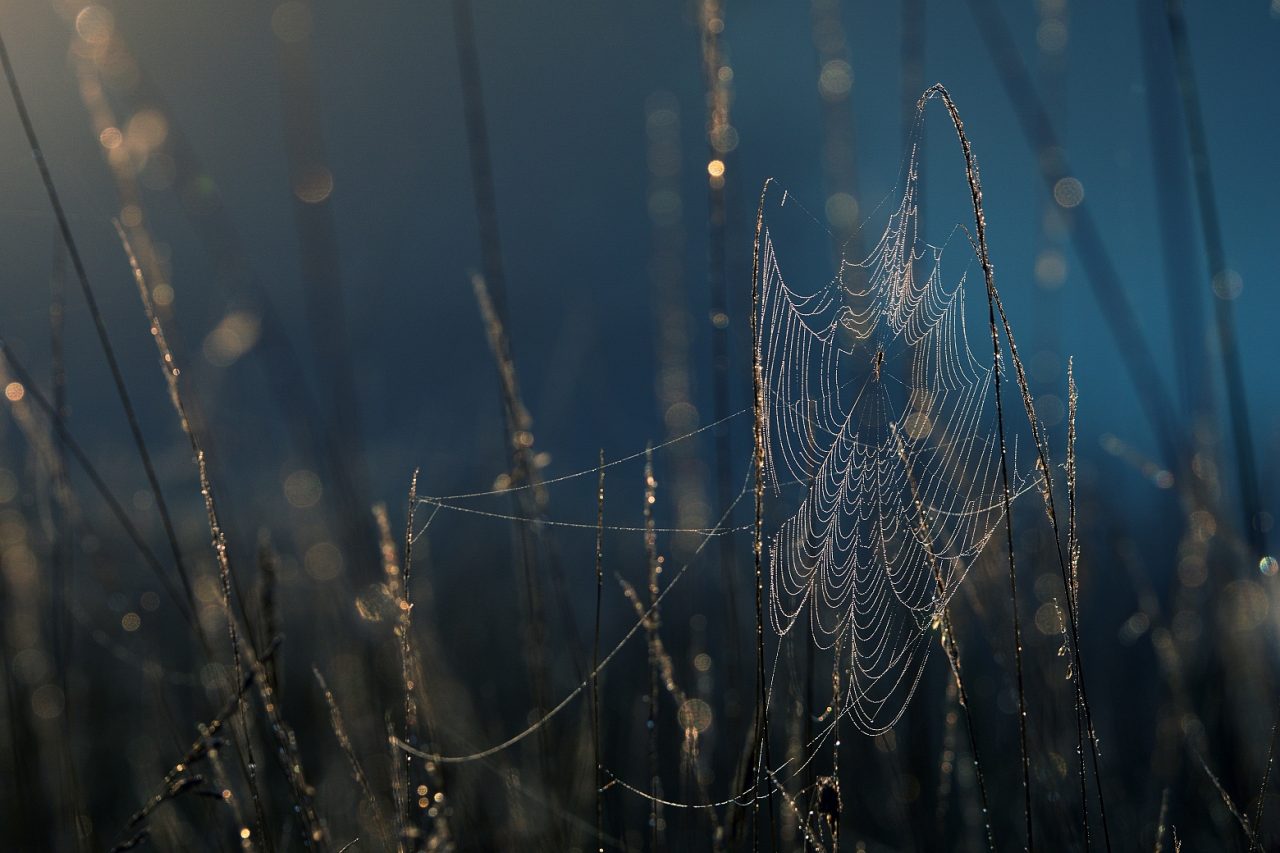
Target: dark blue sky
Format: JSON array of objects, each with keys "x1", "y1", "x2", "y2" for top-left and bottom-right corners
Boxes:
[{"x1": 0, "y1": 0, "x2": 1274, "y2": 546}]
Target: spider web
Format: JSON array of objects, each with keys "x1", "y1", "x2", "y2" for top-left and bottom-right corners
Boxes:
[{"x1": 756, "y1": 150, "x2": 1037, "y2": 735}]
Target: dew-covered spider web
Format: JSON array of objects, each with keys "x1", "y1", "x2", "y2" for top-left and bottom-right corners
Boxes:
[
  {"x1": 756, "y1": 142, "x2": 1039, "y2": 735},
  {"x1": 402, "y1": 92, "x2": 1047, "y2": 784}
]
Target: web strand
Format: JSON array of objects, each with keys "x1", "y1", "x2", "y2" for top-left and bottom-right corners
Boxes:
[{"x1": 756, "y1": 126, "x2": 1037, "y2": 734}]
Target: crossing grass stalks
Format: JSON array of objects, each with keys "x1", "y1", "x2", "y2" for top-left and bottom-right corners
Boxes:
[{"x1": 0, "y1": 7, "x2": 1272, "y2": 852}]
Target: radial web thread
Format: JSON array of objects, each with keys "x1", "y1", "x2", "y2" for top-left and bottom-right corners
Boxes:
[{"x1": 757, "y1": 152, "x2": 1036, "y2": 735}]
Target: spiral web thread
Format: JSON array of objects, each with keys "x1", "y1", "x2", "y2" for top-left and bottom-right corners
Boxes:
[
  {"x1": 757, "y1": 153, "x2": 1035, "y2": 735},
  {"x1": 400, "y1": 96, "x2": 1042, "y2": 790}
]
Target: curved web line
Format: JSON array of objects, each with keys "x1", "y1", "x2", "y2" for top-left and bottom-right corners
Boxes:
[
  {"x1": 402, "y1": 94, "x2": 1044, "y2": 814},
  {"x1": 758, "y1": 141, "x2": 1034, "y2": 735}
]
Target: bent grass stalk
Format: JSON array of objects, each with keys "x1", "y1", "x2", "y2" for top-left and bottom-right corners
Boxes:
[
  {"x1": 923, "y1": 82, "x2": 1118, "y2": 851},
  {"x1": 922, "y1": 82, "x2": 1034, "y2": 852},
  {"x1": 313, "y1": 666, "x2": 392, "y2": 850},
  {"x1": 122, "y1": 252, "x2": 274, "y2": 846},
  {"x1": 117, "y1": 224, "x2": 334, "y2": 849},
  {"x1": 593, "y1": 452, "x2": 605, "y2": 853}
]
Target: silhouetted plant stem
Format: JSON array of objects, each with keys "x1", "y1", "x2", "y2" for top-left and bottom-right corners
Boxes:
[
  {"x1": 43, "y1": 231, "x2": 90, "y2": 851},
  {"x1": 48, "y1": 233, "x2": 72, "y2": 688},
  {"x1": 112, "y1": 639, "x2": 282, "y2": 851},
  {"x1": 78, "y1": 26, "x2": 373, "y2": 580},
  {"x1": 1247, "y1": 713, "x2": 1279, "y2": 852},
  {"x1": 892, "y1": 392, "x2": 996, "y2": 853},
  {"x1": 697, "y1": 0, "x2": 744, "y2": 716},
  {"x1": 1135, "y1": 0, "x2": 1212, "y2": 429},
  {"x1": 966, "y1": 0, "x2": 1242, "y2": 677},
  {"x1": 939, "y1": 618, "x2": 997, "y2": 853},
  {"x1": 398, "y1": 474, "x2": 421, "y2": 845},
  {"x1": 314, "y1": 665, "x2": 392, "y2": 850},
  {"x1": 922, "y1": 83, "x2": 1033, "y2": 852},
  {"x1": 990, "y1": 201, "x2": 1115, "y2": 853},
  {"x1": 642, "y1": 446, "x2": 663, "y2": 849},
  {"x1": 0, "y1": 340, "x2": 196, "y2": 630},
  {"x1": 1162, "y1": 0, "x2": 1266, "y2": 560},
  {"x1": 1154, "y1": 788, "x2": 1170, "y2": 852},
  {"x1": 750, "y1": 178, "x2": 777, "y2": 853},
  {"x1": 454, "y1": 0, "x2": 565, "y2": 812},
  {"x1": 963, "y1": 0, "x2": 1182, "y2": 477},
  {"x1": 0, "y1": 29, "x2": 199, "y2": 627},
  {"x1": 453, "y1": 0, "x2": 510, "y2": 319},
  {"x1": 470, "y1": 272, "x2": 557, "y2": 824},
  {"x1": 272, "y1": 0, "x2": 372, "y2": 564},
  {"x1": 1191, "y1": 741, "x2": 1252, "y2": 840},
  {"x1": 809, "y1": 0, "x2": 865, "y2": 259},
  {"x1": 924, "y1": 82, "x2": 1115, "y2": 852},
  {"x1": 115, "y1": 223, "x2": 277, "y2": 850},
  {"x1": 593, "y1": 451, "x2": 605, "y2": 853},
  {"x1": 901, "y1": 0, "x2": 926, "y2": 152},
  {"x1": 1067, "y1": 360, "x2": 1092, "y2": 847}
]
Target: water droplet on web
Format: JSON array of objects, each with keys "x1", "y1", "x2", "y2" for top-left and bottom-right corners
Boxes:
[{"x1": 757, "y1": 143, "x2": 1039, "y2": 732}]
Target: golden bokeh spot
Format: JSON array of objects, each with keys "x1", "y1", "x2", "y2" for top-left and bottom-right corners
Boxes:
[
  {"x1": 125, "y1": 109, "x2": 169, "y2": 154},
  {"x1": 825, "y1": 192, "x2": 859, "y2": 231},
  {"x1": 75, "y1": 5, "x2": 114, "y2": 46},
  {"x1": 284, "y1": 469, "x2": 323, "y2": 508},
  {"x1": 305, "y1": 541, "x2": 343, "y2": 582},
  {"x1": 294, "y1": 166, "x2": 334, "y2": 204},
  {"x1": 1052, "y1": 176, "x2": 1084, "y2": 208},
  {"x1": 31, "y1": 684, "x2": 65, "y2": 720},
  {"x1": 1211, "y1": 269, "x2": 1243, "y2": 300},
  {"x1": 1034, "y1": 249, "x2": 1067, "y2": 289},
  {"x1": 676, "y1": 698, "x2": 713, "y2": 733},
  {"x1": 710, "y1": 124, "x2": 738, "y2": 154},
  {"x1": 1037, "y1": 19, "x2": 1069, "y2": 54},
  {"x1": 903, "y1": 410, "x2": 932, "y2": 440},
  {"x1": 818, "y1": 59, "x2": 853, "y2": 100},
  {"x1": 203, "y1": 311, "x2": 261, "y2": 367},
  {"x1": 1034, "y1": 601, "x2": 1065, "y2": 636}
]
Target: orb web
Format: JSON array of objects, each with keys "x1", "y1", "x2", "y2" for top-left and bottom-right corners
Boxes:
[{"x1": 756, "y1": 152, "x2": 1036, "y2": 735}]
